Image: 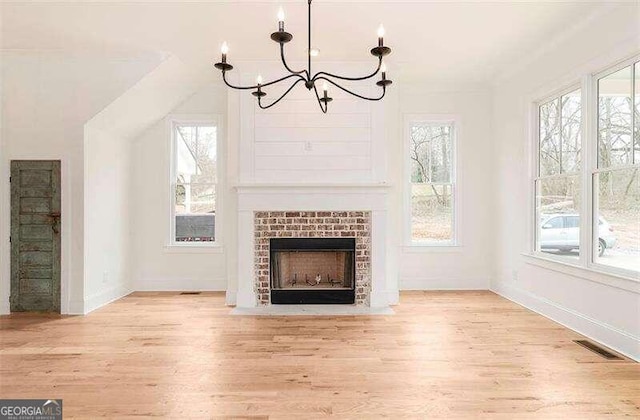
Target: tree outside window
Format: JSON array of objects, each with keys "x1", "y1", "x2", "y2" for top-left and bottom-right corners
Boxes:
[{"x1": 409, "y1": 123, "x2": 455, "y2": 244}]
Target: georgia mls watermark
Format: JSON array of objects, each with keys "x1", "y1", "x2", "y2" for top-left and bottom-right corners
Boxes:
[{"x1": 0, "y1": 399, "x2": 62, "y2": 420}]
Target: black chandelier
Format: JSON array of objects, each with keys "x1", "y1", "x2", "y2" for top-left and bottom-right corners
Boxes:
[{"x1": 214, "y1": 0, "x2": 392, "y2": 113}]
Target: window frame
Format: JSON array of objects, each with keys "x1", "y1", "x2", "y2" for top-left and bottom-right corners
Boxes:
[
  {"x1": 531, "y1": 84, "x2": 583, "y2": 265},
  {"x1": 403, "y1": 114, "x2": 461, "y2": 249},
  {"x1": 168, "y1": 115, "x2": 223, "y2": 250},
  {"x1": 588, "y1": 56, "x2": 639, "y2": 278},
  {"x1": 528, "y1": 54, "x2": 640, "y2": 281}
]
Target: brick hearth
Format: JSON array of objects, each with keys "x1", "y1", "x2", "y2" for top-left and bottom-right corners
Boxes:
[{"x1": 254, "y1": 211, "x2": 372, "y2": 305}]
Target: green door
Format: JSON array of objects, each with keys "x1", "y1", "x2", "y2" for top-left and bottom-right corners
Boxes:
[{"x1": 10, "y1": 160, "x2": 61, "y2": 312}]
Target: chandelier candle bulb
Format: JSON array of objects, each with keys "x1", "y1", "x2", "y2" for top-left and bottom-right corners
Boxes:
[
  {"x1": 320, "y1": 80, "x2": 333, "y2": 105},
  {"x1": 377, "y1": 24, "x2": 385, "y2": 46},
  {"x1": 221, "y1": 42, "x2": 229, "y2": 63},
  {"x1": 323, "y1": 82, "x2": 329, "y2": 100},
  {"x1": 256, "y1": 74, "x2": 263, "y2": 85},
  {"x1": 278, "y1": 7, "x2": 285, "y2": 31},
  {"x1": 381, "y1": 62, "x2": 387, "y2": 79}
]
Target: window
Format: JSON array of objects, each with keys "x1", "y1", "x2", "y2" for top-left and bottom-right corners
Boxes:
[
  {"x1": 171, "y1": 123, "x2": 218, "y2": 245},
  {"x1": 531, "y1": 55, "x2": 640, "y2": 278},
  {"x1": 408, "y1": 121, "x2": 456, "y2": 245},
  {"x1": 594, "y1": 59, "x2": 640, "y2": 272},
  {"x1": 535, "y1": 89, "x2": 582, "y2": 261}
]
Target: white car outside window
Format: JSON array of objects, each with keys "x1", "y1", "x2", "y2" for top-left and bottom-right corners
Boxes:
[{"x1": 539, "y1": 214, "x2": 616, "y2": 257}]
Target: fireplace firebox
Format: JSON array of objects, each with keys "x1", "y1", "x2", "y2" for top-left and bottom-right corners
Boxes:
[{"x1": 270, "y1": 238, "x2": 356, "y2": 304}]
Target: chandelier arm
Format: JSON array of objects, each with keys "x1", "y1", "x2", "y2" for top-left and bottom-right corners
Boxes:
[
  {"x1": 258, "y1": 78, "x2": 305, "y2": 110},
  {"x1": 312, "y1": 84, "x2": 329, "y2": 114},
  {"x1": 311, "y1": 57, "x2": 382, "y2": 82},
  {"x1": 315, "y1": 76, "x2": 386, "y2": 101},
  {"x1": 222, "y1": 71, "x2": 304, "y2": 90},
  {"x1": 279, "y1": 44, "x2": 309, "y2": 79}
]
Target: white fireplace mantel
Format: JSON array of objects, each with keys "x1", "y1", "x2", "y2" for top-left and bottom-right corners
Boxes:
[{"x1": 232, "y1": 184, "x2": 398, "y2": 309}]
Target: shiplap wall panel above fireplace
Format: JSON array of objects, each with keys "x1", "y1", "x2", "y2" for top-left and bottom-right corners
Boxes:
[
  {"x1": 255, "y1": 126, "x2": 371, "y2": 143},
  {"x1": 238, "y1": 73, "x2": 385, "y2": 185},
  {"x1": 254, "y1": 112, "x2": 370, "y2": 128},
  {"x1": 254, "y1": 141, "x2": 369, "y2": 157}
]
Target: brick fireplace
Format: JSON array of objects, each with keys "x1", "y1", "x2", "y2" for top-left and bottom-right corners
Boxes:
[{"x1": 254, "y1": 211, "x2": 371, "y2": 305}]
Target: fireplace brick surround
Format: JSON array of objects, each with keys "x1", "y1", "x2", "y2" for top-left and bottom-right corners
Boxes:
[{"x1": 254, "y1": 211, "x2": 372, "y2": 305}]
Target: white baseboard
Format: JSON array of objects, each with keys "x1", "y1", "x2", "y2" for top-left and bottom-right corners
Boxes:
[
  {"x1": 225, "y1": 290, "x2": 237, "y2": 306},
  {"x1": 369, "y1": 288, "x2": 399, "y2": 307},
  {"x1": 135, "y1": 278, "x2": 226, "y2": 292},
  {"x1": 67, "y1": 300, "x2": 85, "y2": 315},
  {"x1": 135, "y1": 286, "x2": 226, "y2": 292},
  {"x1": 492, "y1": 280, "x2": 640, "y2": 362},
  {"x1": 386, "y1": 289, "x2": 400, "y2": 305},
  {"x1": 83, "y1": 284, "x2": 132, "y2": 315},
  {"x1": 400, "y1": 277, "x2": 489, "y2": 291}
]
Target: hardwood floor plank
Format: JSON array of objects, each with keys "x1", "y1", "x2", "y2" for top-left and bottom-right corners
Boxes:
[{"x1": 0, "y1": 291, "x2": 638, "y2": 418}]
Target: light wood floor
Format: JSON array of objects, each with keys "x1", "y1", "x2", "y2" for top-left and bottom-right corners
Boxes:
[{"x1": 1, "y1": 291, "x2": 638, "y2": 419}]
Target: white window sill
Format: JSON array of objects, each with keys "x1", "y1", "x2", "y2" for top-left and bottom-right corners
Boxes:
[
  {"x1": 164, "y1": 244, "x2": 224, "y2": 254},
  {"x1": 522, "y1": 252, "x2": 639, "y2": 294},
  {"x1": 403, "y1": 244, "x2": 463, "y2": 253}
]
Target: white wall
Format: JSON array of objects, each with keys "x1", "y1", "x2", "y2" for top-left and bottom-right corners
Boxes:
[
  {"x1": 0, "y1": 51, "x2": 161, "y2": 314},
  {"x1": 491, "y1": 4, "x2": 640, "y2": 360},
  {"x1": 130, "y1": 84, "x2": 229, "y2": 291},
  {"x1": 390, "y1": 85, "x2": 495, "y2": 290},
  {"x1": 82, "y1": 56, "x2": 216, "y2": 312},
  {"x1": 83, "y1": 127, "x2": 133, "y2": 312}
]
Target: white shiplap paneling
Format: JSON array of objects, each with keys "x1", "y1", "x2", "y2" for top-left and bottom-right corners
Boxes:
[
  {"x1": 256, "y1": 98, "x2": 371, "y2": 114},
  {"x1": 255, "y1": 155, "x2": 371, "y2": 171},
  {"x1": 254, "y1": 126, "x2": 370, "y2": 143},
  {"x1": 254, "y1": 112, "x2": 370, "y2": 128},
  {"x1": 251, "y1": 94, "x2": 374, "y2": 183},
  {"x1": 255, "y1": 141, "x2": 370, "y2": 157}
]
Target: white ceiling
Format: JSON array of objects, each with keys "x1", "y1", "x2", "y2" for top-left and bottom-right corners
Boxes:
[{"x1": 0, "y1": 1, "x2": 632, "y2": 84}]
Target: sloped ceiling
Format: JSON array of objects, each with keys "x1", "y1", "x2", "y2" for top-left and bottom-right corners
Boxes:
[{"x1": 85, "y1": 56, "x2": 214, "y2": 140}]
